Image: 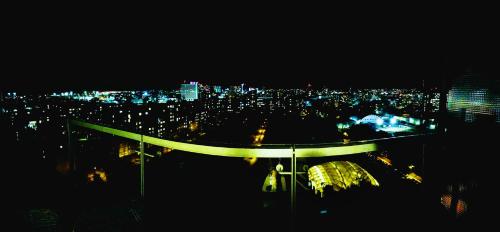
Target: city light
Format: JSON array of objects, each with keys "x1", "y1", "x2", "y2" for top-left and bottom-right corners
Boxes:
[
  {"x1": 119, "y1": 143, "x2": 135, "y2": 158},
  {"x1": 404, "y1": 172, "x2": 422, "y2": 184},
  {"x1": 189, "y1": 122, "x2": 199, "y2": 131},
  {"x1": 87, "y1": 168, "x2": 108, "y2": 183},
  {"x1": 377, "y1": 156, "x2": 392, "y2": 166},
  {"x1": 262, "y1": 170, "x2": 282, "y2": 192},
  {"x1": 244, "y1": 157, "x2": 257, "y2": 166},
  {"x1": 2, "y1": 79, "x2": 457, "y2": 229},
  {"x1": 378, "y1": 125, "x2": 412, "y2": 133},
  {"x1": 28, "y1": 121, "x2": 37, "y2": 130},
  {"x1": 441, "y1": 194, "x2": 452, "y2": 210}
]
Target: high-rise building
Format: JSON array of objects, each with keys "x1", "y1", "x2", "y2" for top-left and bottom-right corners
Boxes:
[
  {"x1": 447, "y1": 72, "x2": 500, "y2": 123},
  {"x1": 214, "y1": 86, "x2": 222, "y2": 93},
  {"x1": 180, "y1": 82, "x2": 198, "y2": 101}
]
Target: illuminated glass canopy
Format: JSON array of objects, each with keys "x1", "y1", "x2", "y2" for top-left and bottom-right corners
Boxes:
[
  {"x1": 358, "y1": 115, "x2": 383, "y2": 124},
  {"x1": 308, "y1": 161, "x2": 379, "y2": 197}
]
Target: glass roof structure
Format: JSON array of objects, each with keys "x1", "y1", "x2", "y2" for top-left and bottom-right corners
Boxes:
[{"x1": 308, "y1": 161, "x2": 379, "y2": 197}]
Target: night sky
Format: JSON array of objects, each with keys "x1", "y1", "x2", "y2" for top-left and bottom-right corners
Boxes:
[{"x1": 3, "y1": 16, "x2": 497, "y2": 92}]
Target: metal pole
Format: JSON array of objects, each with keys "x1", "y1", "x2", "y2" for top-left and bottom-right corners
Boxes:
[
  {"x1": 291, "y1": 144, "x2": 296, "y2": 230},
  {"x1": 140, "y1": 135, "x2": 145, "y2": 197},
  {"x1": 438, "y1": 71, "x2": 448, "y2": 134}
]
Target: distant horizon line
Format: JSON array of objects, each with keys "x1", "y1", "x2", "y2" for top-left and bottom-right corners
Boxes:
[
  {"x1": 1, "y1": 79, "x2": 442, "y2": 93},
  {"x1": 1, "y1": 85, "x2": 436, "y2": 94}
]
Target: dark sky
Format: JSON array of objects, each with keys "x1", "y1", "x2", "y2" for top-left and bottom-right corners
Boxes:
[{"x1": 3, "y1": 15, "x2": 497, "y2": 92}]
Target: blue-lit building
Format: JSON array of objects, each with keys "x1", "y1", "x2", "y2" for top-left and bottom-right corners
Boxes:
[
  {"x1": 180, "y1": 82, "x2": 198, "y2": 101},
  {"x1": 214, "y1": 86, "x2": 222, "y2": 93},
  {"x1": 353, "y1": 114, "x2": 419, "y2": 133}
]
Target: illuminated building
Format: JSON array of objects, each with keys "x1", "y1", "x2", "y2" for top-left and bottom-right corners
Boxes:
[
  {"x1": 447, "y1": 72, "x2": 500, "y2": 122},
  {"x1": 240, "y1": 83, "x2": 246, "y2": 94},
  {"x1": 27, "y1": 120, "x2": 37, "y2": 130},
  {"x1": 119, "y1": 143, "x2": 135, "y2": 158},
  {"x1": 261, "y1": 170, "x2": 286, "y2": 192},
  {"x1": 213, "y1": 85, "x2": 222, "y2": 93},
  {"x1": 180, "y1": 82, "x2": 198, "y2": 101},
  {"x1": 308, "y1": 161, "x2": 379, "y2": 197},
  {"x1": 356, "y1": 114, "x2": 417, "y2": 133},
  {"x1": 376, "y1": 156, "x2": 392, "y2": 166},
  {"x1": 87, "y1": 167, "x2": 108, "y2": 182},
  {"x1": 404, "y1": 172, "x2": 422, "y2": 184},
  {"x1": 358, "y1": 115, "x2": 383, "y2": 125}
]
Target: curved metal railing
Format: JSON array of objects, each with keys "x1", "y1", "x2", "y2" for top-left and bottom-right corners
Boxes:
[{"x1": 70, "y1": 119, "x2": 432, "y2": 158}]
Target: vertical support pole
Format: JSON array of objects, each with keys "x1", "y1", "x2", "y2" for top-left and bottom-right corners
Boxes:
[
  {"x1": 140, "y1": 135, "x2": 145, "y2": 197},
  {"x1": 438, "y1": 73, "x2": 448, "y2": 134},
  {"x1": 291, "y1": 144, "x2": 296, "y2": 231}
]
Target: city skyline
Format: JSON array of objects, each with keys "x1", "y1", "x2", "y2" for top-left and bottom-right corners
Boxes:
[
  {"x1": 4, "y1": 13, "x2": 498, "y2": 230},
  {"x1": 3, "y1": 70, "x2": 496, "y2": 231},
  {"x1": 4, "y1": 35, "x2": 496, "y2": 92},
  {"x1": 3, "y1": 64, "x2": 497, "y2": 92}
]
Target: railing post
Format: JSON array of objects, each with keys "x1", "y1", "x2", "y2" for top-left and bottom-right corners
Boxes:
[{"x1": 140, "y1": 135, "x2": 145, "y2": 197}]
